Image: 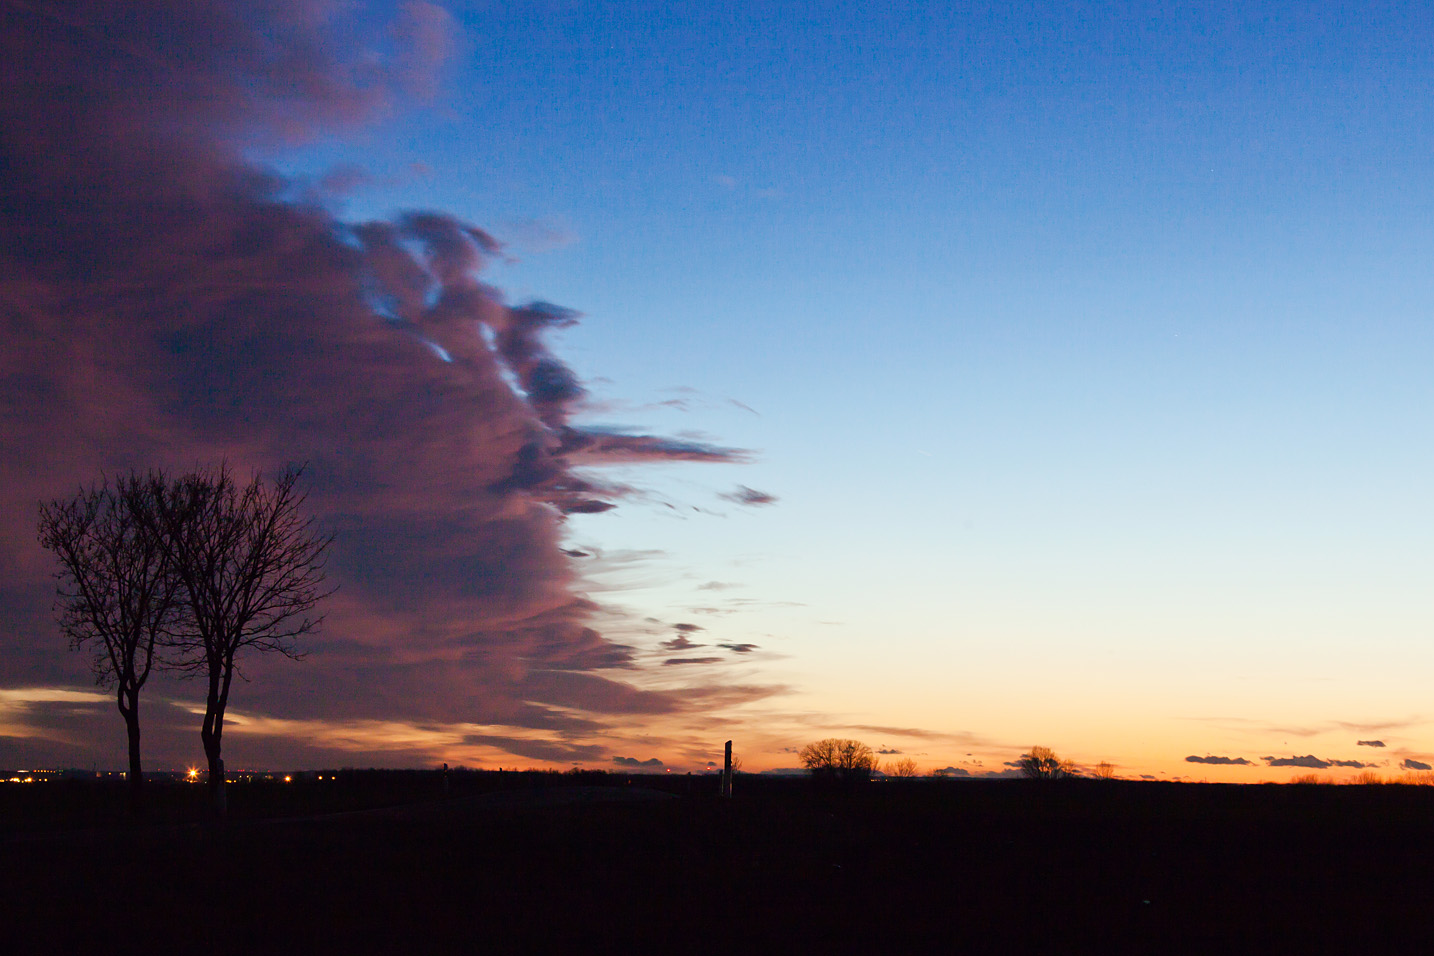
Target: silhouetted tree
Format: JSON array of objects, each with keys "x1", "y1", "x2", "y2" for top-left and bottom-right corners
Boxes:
[
  {"x1": 1017, "y1": 746, "x2": 1078, "y2": 780},
  {"x1": 1093, "y1": 761, "x2": 1117, "y2": 780},
  {"x1": 799, "y1": 738, "x2": 877, "y2": 784},
  {"x1": 889, "y1": 756, "x2": 919, "y2": 778},
  {"x1": 37, "y1": 473, "x2": 183, "y2": 811},
  {"x1": 147, "y1": 465, "x2": 331, "y2": 815}
]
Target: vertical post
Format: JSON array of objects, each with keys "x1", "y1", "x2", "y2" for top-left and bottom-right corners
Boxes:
[{"x1": 722, "y1": 740, "x2": 733, "y2": 799}]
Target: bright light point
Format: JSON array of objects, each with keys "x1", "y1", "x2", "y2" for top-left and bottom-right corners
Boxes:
[{"x1": 284, "y1": 775, "x2": 292, "y2": 782}]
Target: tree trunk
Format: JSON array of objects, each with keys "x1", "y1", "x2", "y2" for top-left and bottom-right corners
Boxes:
[
  {"x1": 122, "y1": 690, "x2": 144, "y2": 817},
  {"x1": 202, "y1": 725, "x2": 226, "y2": 817},
  {"x1": 201, "y1": 662, "x2": 229, "y2": 817}
]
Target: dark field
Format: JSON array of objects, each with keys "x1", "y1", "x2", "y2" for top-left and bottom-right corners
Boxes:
[{"x1": 4, "y1": 772, "x2": 1434, "y2": 953}]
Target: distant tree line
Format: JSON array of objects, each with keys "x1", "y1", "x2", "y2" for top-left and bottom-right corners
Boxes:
[
  {"x1": 794, "y1": 741, "x2": 1112, "y2": 783},
  {"x1": 38, "y1": 464, "x2": 330, "y2": 814}
]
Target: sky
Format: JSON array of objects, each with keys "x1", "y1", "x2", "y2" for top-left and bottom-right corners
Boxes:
[{"x1": 3, "y1": 0, "x2": 1434, "y2": 783}]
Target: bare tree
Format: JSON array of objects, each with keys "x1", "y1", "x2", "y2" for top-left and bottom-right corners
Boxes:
[
  {"x1": 1017, "y1": 745, "x2": 1078, "y2": 780},
  {"x1": 147, "y1": 465, "x2": 331, "y2": 814},
  {"x1": 889, "y1": 756, "x2": 919, "y2": 778},
  {"x1": 37, "y1": 473, "x2": 182, "y2": 811},
  {"x1": 799, "y1": 738, "x2": 878, "y2": 784},
  {"x1": 1093, "y1": 761, "x2": 1117, "y2": 780}
]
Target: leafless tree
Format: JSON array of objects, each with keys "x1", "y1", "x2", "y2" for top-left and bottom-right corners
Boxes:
[
  {"x1": 799, "y1": 738, "x2": 878, "y2": 783},
  {"x1": 146, "y1": 465, "x2": 332, "y2": 815},
  {"x1": 1017, "y1": 745, "x2": 1078, "y2": 780},
  {"x1": 889, "y1": 756, "x2": 919, "y2": 778},
  {"x1": 37, "y1": 473, "x2": 182, "y2": 810},
  {"x1": 1093, "y1": 761, "x2": 1118, "y2": 780}
]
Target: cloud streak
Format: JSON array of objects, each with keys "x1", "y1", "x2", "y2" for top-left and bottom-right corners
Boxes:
[
  {"x1": 720, "y1": 485, "x2": 778, "y2": 506},
  {"x1": 1185, "y1": 755, "x2": 1253, "y2": 766}
]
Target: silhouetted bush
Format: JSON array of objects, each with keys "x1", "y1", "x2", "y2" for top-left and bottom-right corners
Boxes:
[
  {"x1": 1017, "y1": 746, "x2": 1078, "y2": 780},
  {"x1": 799, "y1": 738, "x2": 877, "y2": 786}
]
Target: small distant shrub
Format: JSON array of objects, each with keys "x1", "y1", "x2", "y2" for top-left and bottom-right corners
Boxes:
[
  {"x1": 1288, "y1": 773, "x2": 1331, "y2": 785},
  {"x1": 1347, "y1": 770, "x2": 1384, "y2": 786},
  {"x1": 1392, "y1": 771, "x2": 1434, "y2": 786},
  {"x1": 1092, "y1": 761, "x2": 1117, "y2": 780}
]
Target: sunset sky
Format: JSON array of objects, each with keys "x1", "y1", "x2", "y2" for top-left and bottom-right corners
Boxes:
[{"x1": 4, "y1": 1, "x2": 1434, "y2": 783}]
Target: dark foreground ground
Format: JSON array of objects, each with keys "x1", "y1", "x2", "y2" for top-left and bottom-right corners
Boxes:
[{"x1": 4, "y1": 772, "x2": 1434, "y2": 953}]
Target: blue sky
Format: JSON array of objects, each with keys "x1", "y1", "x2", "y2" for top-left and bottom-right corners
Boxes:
[
  {"x1": 288, "y1": 0, "x2": 1434, "y2": 775},
  {"x1": 4, "y1": 0, "x2": 1434, "y2": 778}
]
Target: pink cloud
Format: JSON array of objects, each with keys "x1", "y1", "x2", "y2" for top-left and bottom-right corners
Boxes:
[{"x1": 0, "y1": 0, "x2": 759, "y2": 768}]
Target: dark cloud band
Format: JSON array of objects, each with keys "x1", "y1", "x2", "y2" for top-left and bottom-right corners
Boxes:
[{"x1": 1185, "y1": 755, "x2": 1253, "y2": 766}]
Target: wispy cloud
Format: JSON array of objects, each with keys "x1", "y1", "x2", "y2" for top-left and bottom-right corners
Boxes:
[
  {"x1": 719, "y1": 486, "x2": 778, "y2": 506},
  {"x1": 1333, "y1": 718, "x2": 1424, "y2": 733},
  {"x1": 0, "y1": 687, "x2": 112, "y2": 745},
  {"x1": 1187, "y1": 716, "x2": 1428, "y2": 742},
  {"x1": 501, "y1": 217, "x2": 578, "y2": 253}
]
